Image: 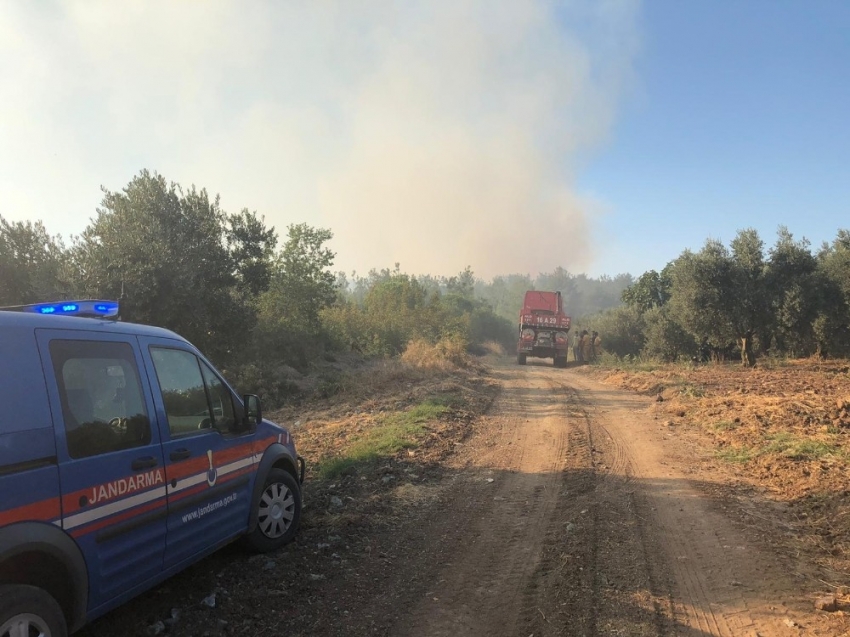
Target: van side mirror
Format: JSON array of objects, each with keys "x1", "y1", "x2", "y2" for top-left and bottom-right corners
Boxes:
[{"x1": 244, "y1": 394, "x2": 262, "y2": 427}]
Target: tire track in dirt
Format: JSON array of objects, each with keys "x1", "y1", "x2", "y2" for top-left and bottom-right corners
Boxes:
[
  {"x1": 565, "y1": 369, "x2": 848, "y2": 636},
  {"x1": 525, "y1": 371, "x2": 669, "y2": 637},
  {"x1": 513, "y1": 372, "x2": 600, "y2": 637},
  {"x1": 566, "y1": 370, "x2": 770, "y2": 635},
  {"x1": 72, "y1": 359, "x2": 850, "y2": 637},
  {"x1": 391, "y1": 365, "x2": 571, "y2": 636},
  {"x1": 393, "y1": 361, "x2": 672, "y2": 637},
  {"x1": 329, "y1": 359, "x2": 849, "y2": 637}
]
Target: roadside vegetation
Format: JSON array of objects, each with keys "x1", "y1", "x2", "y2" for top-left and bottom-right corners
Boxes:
[
  {"x1": 586, "y1": 227, "x2": 850, "y2": 366},
  {"x1": 0, "y1": 169, "x2": 629, "y2": 407},
  {"x1": 318, "y1": 396, "x2": 454, "y2": 479},
  {"x1": 572, "y1": 227, "x2": 850, "y2": 578}
]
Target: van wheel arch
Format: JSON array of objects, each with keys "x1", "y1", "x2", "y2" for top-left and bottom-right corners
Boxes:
[
  {"x1": 0, "y1": 584, "x2": 68, "y2": 637},
  {"x1": 0, "y1": 523, "x2": 88, "y2": 632},
  {"x1": 244, "y1": 468, "x2": 301, "y2": 552},
  {"x1": 247, "y1": 444, "x2": 301, "y2": 534}
]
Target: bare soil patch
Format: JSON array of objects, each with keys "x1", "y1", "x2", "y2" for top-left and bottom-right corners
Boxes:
[{"x1": 580, "y1": 359, "x2": 850, "y2": 586}]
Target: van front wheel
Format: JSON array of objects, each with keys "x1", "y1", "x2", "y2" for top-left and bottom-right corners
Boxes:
[
  {"x1": 0, "y1": 585, "x2": 67, "y2": 637},
  {"x1": 245, "y1": 468, "x2": 302, "y2": 553}
]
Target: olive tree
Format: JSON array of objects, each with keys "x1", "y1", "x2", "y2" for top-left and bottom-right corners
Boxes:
[
  {"x1": 814, "y1": 230, "x2": 850, "y2": 357},
  {"x1": 669, "y1": 229, "x2": 770, "y2": 366},
  {"x1": 0, "y1": 216, "x2": 68, "y2": 305},
  {"x1": 255, "y1": 224, "x2": 338, "y2": 365},
  {"x1": 70, "y1": 170, "x2": 250, "y2": 364},
  {"x1": 621, "y1": 266, "x2": 672, "y2": 313},
  {"x1": 764, "y1": 227, "x2": 821, "y2": 355}
]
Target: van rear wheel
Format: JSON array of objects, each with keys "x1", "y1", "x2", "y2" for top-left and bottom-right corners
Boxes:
[
  {"x1": 517, "y1": 353, "x2": 527, "y2": 365},
  {"x1": 0, "y1": 585, "x2": 67, "y2": 637},
  {"x1": 245, "y1": 468, "x2": 302, "y2": 553}
]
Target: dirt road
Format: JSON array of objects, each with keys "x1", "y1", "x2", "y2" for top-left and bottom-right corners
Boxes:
[
  {"x1": 381, "y1": 359, "x2": 848, "y2": 636},
  {"x1": 85, "y1": 358, "x2": 850, "y2": 636}
]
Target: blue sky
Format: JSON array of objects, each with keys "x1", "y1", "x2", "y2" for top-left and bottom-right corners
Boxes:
[
  {"x1": 581, "y1": 1, "x2": 850, "y2": 277},
  {"x1": 1, "y1": 1, "x2": 847, "y2": 280}
]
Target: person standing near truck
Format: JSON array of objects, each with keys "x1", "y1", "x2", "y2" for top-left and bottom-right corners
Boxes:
[
  {"x1": 592, "y1": 331, "x2": 602, "y2": 361},
  {"x1": 580, "y1": 330, "x2": 591, "y2": 363},
  {"x1": 573, "y1": 330, "x2": 583, "y2": 362}
]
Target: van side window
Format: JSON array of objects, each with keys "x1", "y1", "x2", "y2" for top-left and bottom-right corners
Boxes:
[
  {"x1": 49, "y1": 340, "x2": 152, "y2": 459},
  {"x1": 150, "y1": 348, "x2": 242, "y2": 436},
  {"x1": 199, "y1": 361, "x2": 239, "y2": 433},
  {"x1": 149, "y1": 348, "x2": 213, "y2": 436}
]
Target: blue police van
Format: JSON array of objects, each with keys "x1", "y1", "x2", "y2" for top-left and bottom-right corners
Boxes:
[{"x1": 0, "y1": 301, "x2": 304, "y2": 637}]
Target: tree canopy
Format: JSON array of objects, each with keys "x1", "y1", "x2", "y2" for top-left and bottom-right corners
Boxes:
[
  {"x1": 603, "y1": 227, "x2": 850, "y2": 363},
  {"x1": 6, "y1": 168, "x2": 850, "y2": 390}
]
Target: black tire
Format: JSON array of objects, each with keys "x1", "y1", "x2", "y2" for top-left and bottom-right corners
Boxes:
[
  {"x1": 244, "y1": 468, "x2": 302, "y2": 553},
  {"x1": 517, "y1": 353, "x2": 527, "y2": 365},
  {"x1": 554, "y1": 356, "x2": 567, "y2": 368},
  {"x1": 0, "y1": 584, "x2": 67, "y2": 637}
]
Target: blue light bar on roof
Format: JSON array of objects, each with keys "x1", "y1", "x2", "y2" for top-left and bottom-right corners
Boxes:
[{"x1": 23, "y1": 300, "x2": 120, "y2": 318}]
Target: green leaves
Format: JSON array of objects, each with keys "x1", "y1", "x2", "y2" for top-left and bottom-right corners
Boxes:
[
  {"x1": 253, "y1": 224, "x2": 338, "y2": 366},
  {"x1": 227, "y1": 209, "x2": 277, "y2": 298},
  {"x1": 621, "y1": 268, "x2": 671, "y2": 312},
  {"x1": 258, "y1": 224, "x2": 336, "y2": 327},
  {"x1": 765, "y1": 227, "x2": 819, "y2": 353},
  {"x1": 0, "y1": 216, "x2": 67, "y2": 305},
  {"x1": 615, "y1": 227, "x2": 850, "y2": 363},
  {"x1": 68, "y1": 171, "x2": 248, "y2": 363}
]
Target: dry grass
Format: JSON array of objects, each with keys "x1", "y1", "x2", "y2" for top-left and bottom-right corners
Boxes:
[
  {"x1": 480, "y1": 340, "x2": 507, "y2": 356},
  {"x1": 332, "y1": 357, "x2": 429, "y2": 397},
  {"x1": 317, "y1": 397, "x2": 454, "y2": 479},
  {"x1": 391, "y1": 482, "x2": 439, "y2": 506},
  {"x1": 401, "y1": 336, "x2": 472, "y2": 370},
  {"x1": 265, "y1": 354, "x2": 497, "y2": 568}
]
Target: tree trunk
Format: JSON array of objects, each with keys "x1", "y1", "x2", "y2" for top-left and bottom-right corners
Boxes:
[
  {"x1": 759, "y1": 330, "x2": 774, "y2": 357},
  {"x1": 739, "y1": 332, "x2": 755, "y2": 367}
]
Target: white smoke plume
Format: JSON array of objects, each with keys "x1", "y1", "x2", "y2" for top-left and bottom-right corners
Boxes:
[{"x1": 0, "y1": 1, "x2": 639, "y2": 278}]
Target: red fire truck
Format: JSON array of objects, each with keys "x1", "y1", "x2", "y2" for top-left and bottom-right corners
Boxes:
[{"x1": 516, "y1": 291, "x2": 571, "y2": 368}]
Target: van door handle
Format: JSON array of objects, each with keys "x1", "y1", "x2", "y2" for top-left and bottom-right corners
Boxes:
[
  {"x1": 170, "y1": 449, "x2": 191, "y2": 461},
  {"x1": 131, "y1": 456, "x2": 158, "y2": 471}
]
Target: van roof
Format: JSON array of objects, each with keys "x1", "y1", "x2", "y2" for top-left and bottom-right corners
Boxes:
[{"x1": 0, "y1": 310, "x2": 186, "y2": 342}]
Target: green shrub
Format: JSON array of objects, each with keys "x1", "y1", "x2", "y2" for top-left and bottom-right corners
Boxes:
[
  {"x1": 225, "y1": 362, "x2": 302, "y2": 409},
  {"x1": 468, "y1": 305, "x2": 515, "y2": 351},
  {"x1": 584, "y1": 305, "x2": 646, "y2": 358},
  {"x1": 642, "y1": 306, "x2": 697, "y2": 362},
  {"x1": 321, "y1": 273, "x2": 513, "y2": 357}
]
